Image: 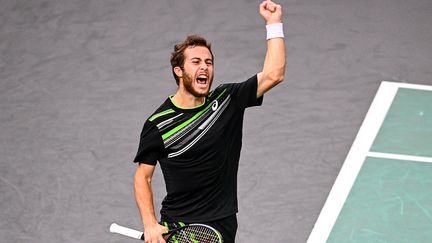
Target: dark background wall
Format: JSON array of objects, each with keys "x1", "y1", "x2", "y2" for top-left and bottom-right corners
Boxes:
[{"x1": 1, "y1": 0, "x2": 431, "y2": 242}]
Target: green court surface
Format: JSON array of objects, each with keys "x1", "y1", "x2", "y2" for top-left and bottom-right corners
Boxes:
[
  {"x1": 327, "y1": 157, "x2": 432, "y2": 242},
  {"x1": 371, "y1": 88, "x2": 432, "y2": 157},
  {"x1": 308, "y1": 82, "x2": 432, "y2": 243}
]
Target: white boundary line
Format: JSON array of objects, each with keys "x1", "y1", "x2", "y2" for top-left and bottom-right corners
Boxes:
[
  {"x1": 305, "y1": 80, "x2": 432, "y2": 243},
  {"x1": 307, "y1": 81, "x2": 398, "y2": 242},
  {"x1": 367, "y1": 152, "x2": 432, "y2": 163},
  {"x1": 383, "y1": 81, "x2": 432, "y2": 91}
]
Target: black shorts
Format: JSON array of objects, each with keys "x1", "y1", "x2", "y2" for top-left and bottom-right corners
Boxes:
[{"x1": 160, "y1": 214, "x2": 238, "y2": 243}]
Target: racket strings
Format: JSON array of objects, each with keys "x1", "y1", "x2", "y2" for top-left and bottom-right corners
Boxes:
[{"x1": 168, "y1": 226, "x2": 220, "y2": 243}]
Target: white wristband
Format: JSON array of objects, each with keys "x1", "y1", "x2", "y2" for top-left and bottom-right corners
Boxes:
[{"x1": 266, "y1": 23, "x2": 284, "y2": 40}]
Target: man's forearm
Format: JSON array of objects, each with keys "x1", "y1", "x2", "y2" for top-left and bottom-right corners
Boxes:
[
  {"x1": 263, "y1": 37, "x2": 285, "y2": 82},
  {"x1": 257, "y1": 0, "x2": 286, "y2": 97},
  {"x1": 134, "y1": 164, "x2": 168, "y2": 242},
  {"x1": 134, "y1": 168, "x2": 159, "y2": 227},
  {"x1": 261, "y1": 0, "x2": 285, "y2": 82}
]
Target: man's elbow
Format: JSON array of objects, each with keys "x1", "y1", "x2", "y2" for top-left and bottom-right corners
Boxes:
[
  {"x1": 268, "y1": 68, "x2": 285, "y2": 84},
  {"x1": 135, "y1": 165, "x2": 153, "y2": 185},
  {"x1": 275, "y1": 73, "x2": 285, "y2": 84}
]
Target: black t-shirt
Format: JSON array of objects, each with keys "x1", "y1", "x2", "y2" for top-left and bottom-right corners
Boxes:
[{"x1": 134, "y1": 75, "x2": 263, "y2": 222}]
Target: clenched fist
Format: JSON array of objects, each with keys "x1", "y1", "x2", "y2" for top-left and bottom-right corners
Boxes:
[{"x1": 259, "y1": 0, "x2": 283, "y2": 24}]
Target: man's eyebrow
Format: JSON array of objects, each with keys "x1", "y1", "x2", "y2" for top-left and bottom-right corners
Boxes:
[{"x1": 190, "y1": 57, "x2": 213, "y2": 62}]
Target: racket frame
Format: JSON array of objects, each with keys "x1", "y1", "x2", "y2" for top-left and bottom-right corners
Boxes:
[{"x1": 109, "y1": 222, "x2": 223, "y2": 242}]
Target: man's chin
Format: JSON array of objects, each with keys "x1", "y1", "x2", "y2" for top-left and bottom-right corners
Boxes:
[
  {"x1": 194, "y1": 90, "x2": 209, "y2": 97},
  {"x1": 183, "y1": 77, "x2": 212, "y2": 98},
  {"x1": 189, "y1": 85, "x2": 211, "y2": 97}
]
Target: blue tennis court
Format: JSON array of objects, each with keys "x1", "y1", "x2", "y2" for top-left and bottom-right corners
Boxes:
[{"x1": 308, "y1": 82, "x2": 432, "y2": 243}]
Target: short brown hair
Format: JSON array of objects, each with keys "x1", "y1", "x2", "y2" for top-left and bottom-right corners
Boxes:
[{"x1": 170, "y1": 35, "x2": 214, "y2": 85}]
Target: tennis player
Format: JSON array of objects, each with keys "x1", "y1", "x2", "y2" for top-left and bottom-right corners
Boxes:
[{"x1": 133, "y1": 1, "x2": 285, "y2": 242}]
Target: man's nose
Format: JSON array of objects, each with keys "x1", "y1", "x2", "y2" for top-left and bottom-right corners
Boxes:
[{"x1": 200, "y1": 62, "x2": 208, "y2": 70}]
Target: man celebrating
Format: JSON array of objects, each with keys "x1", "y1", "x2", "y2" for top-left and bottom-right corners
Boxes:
[{"x1": 133, "y1": 1, "x2": 285, "y2": 242}]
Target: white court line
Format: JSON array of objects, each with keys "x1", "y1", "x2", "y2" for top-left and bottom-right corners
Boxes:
[
  {"x1": 367, "y1": 151, "x2": 432, "y2": 163},
  {"x1": 307, "y1": 81, "x2": 399, "y2": 243},
  {"x1": 383, "y1": 81, "x2": 432, "y2": 91}
]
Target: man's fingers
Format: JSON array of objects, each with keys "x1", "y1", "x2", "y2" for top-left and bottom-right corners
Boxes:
[
  {"x1": 276, "y1": 4, "x2": 282, "y2": 12},
  {"x1": 260, "y1": 0, "x2": 282, "y2": 23},
  {"x1": 146, "y1": 236, "x2": 165, "y2": 243},
  {"x1": 158, "y1": 235, "x2": 166, "y2": 243},
  {"x1": 269, "y1": 5, "x2": 276, "y2": 12},
  {"x1": 260, "y1": 1, "x2": 267, "y2": 10},
  {"x1": 144, "y1": 225, "x2": 168, "y2": 243},
  {"x1": 261, "y1": 0, "x2": 278, "y2": 13},
  {"x1": 159, "y1": 225, "x2": 168, "y2": 243}
]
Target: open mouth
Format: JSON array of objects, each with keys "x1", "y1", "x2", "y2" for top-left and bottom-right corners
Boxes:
[{"x1": 196, "y1": 75, "x2": 208, "y2": 85}]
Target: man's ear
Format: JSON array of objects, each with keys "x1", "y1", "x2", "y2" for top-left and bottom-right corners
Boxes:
[{"x1": 174, "y1": 66, "x2": 183, "y2": 79}]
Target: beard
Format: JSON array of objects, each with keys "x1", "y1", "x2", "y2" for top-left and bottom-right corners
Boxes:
[{"x1": 182, "y1": 71, "x2": 213, "y2": 98}]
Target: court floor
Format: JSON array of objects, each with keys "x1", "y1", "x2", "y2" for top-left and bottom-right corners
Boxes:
[
  {"x1": 2, "y1": 0, "x2": 432, "y2": 242},
  {"x1": 308, "y1": 82, "x2": 432, "y2": 242}
]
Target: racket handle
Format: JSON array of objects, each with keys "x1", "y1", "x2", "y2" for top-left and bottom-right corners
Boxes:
[{"x1": 110, "y1": 223, "x2": 144, "y2": 240}]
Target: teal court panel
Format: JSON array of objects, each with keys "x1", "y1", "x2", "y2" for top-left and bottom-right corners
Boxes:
[
  {"x1": 371, "y1": 88, "x2": 432, "y2": 157},
  {"x1": 327, "y1": 157, "x2": 432, "y2": 243}
]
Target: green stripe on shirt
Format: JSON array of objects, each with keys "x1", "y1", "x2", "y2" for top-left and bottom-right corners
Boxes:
[
  {"x1": 149, "y1": 109, "x2": 175, "y2": 121},
  {"x1": 162, "y1": 89, "x2": 227, "y2": 140}
]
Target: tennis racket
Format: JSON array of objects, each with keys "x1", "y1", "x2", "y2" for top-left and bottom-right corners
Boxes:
[{"x1": 110, "y1": 222, "x2": 223, "y2": 243}]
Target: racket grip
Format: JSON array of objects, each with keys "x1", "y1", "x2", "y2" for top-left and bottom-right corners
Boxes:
[{"x1": 110, "y1": 223, "x2": 144, "y2": 240}]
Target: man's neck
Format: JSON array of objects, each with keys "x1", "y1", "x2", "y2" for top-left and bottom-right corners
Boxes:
[{"x1": 171, "y1": 90, "x2": 205, "y2": 109}]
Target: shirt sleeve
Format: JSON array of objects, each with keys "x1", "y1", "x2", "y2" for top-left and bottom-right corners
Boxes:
[
  {"x1": 228, "y1": 74, "x2": 263, "y2": 109},
  {"x1": 133, "y1": 119, "x2": 164, "y2": 165}
]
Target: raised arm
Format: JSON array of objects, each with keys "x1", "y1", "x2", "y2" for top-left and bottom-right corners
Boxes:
[
  {"x1": 134, "y1": 163, "x2": 167, "y2": 243},
  {"x1": 257, "y1": 0, "x2": 286, "y2": 98}
]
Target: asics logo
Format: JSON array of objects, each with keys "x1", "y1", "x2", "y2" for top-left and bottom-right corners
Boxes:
[{"x1": 212, "y1": 100, "x2": 218, "y2": 111}]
